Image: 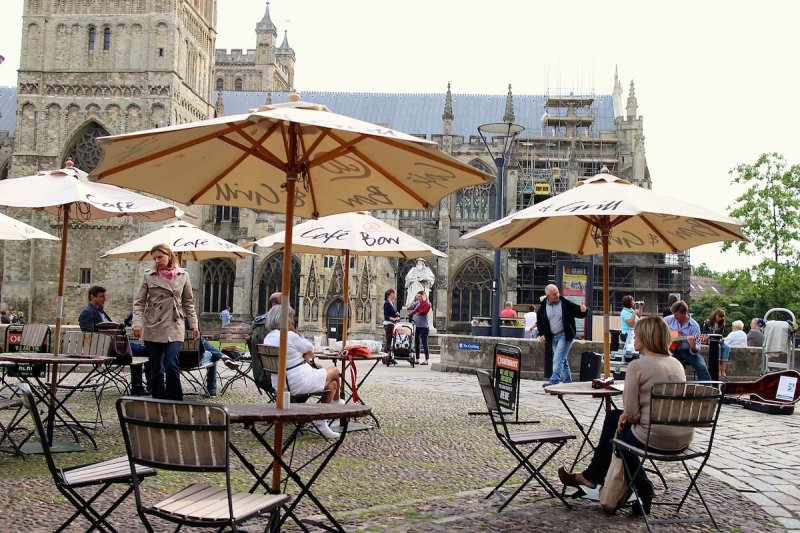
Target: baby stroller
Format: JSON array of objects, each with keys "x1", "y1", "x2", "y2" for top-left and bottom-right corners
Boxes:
[{"x1": 385, "y1": 321, "x2": 416, "y2": 367}]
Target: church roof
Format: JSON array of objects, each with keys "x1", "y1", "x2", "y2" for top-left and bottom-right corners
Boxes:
[
  {"x1": 219, "y1": 91, "x2": 616, "y2": 140},
  {"x1": 0, "y1": 87, "x2": 16, "y2": 135},
  {"x1": 0, "y1": 87, "x2": 618, "y2": 140}
]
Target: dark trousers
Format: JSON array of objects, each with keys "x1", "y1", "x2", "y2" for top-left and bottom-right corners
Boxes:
[
  {"x1": 146, "y1": 341, "x2": 182, "y2": 401},
  {"x1": 672, "y1": 349, "x2": 712, "y2": 381},
  {"x1": 384, "y1": 324, "x2": 395, "y2": 353},
  {"x1": 582, "y1": 409, "x2": 654, "y2": 498},
  {"x1": 414, "y1": 326, "x2": 430, "y2": 360},
  {"x1": 129, "y1": 342, "x2": 150, "y2": 391}
]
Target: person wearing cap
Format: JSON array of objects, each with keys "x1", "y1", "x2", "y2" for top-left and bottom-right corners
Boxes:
[{"x1": 747, "y1": 318, "x2": 765, "y2": 347}]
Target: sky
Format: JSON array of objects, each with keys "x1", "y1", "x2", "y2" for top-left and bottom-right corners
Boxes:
[{"x1": 1, "y1": 0, "x2": 798, "y2": 273}]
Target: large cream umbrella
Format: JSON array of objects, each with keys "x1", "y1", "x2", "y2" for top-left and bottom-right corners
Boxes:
[
  {"x1": 0, "y1": 159, "x2": 180, "y2": 394},
  {"x1": 464, "y1": 168, "x2": 746, "y2": 377},
  {"x1": 252, "y1": 211, "x2": 446, "y2": 390},
  {"x1": 0, "y1": 211, "x2": 59, "y2": 241},
  {"x1": 91, "y1": 94, "x2": 486, "y2": 489},
  {"x1": 101, "y1": 219, "x2": 255, "y2": 263}
]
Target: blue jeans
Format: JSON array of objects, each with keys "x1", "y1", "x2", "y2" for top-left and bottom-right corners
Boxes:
[
  {"x1": 548, "y1": 334, "x2": 574, "y2": 384},
  {"x1": 415, "y1": 327, "x2": 430, "y2": 360},
  {"x1": 147, "y1": 341, "x2": 182, "y2": 401},
  {"x1": 672, "y1": 349, "x2": 711, "y2": 381},
  {"x1": 718, "y1": 342, "x2": 730, "y2": 362},
  {"x1": 200, "y1": 339, "x2": 224, "y2": 394}
]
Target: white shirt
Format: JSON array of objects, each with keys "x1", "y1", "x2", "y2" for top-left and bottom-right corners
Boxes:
[{"x1": 724, "y1": 330, "x2": 748, "y2": 347}]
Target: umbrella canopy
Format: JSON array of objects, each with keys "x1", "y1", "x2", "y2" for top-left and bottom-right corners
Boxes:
[
  {"x1": 0, "y1": 211, "x2": 59, "y2": 241},
  {"x1": 463, "y1": 168, "x2": 746, "y2": 376},
  {"x1": 90, "y1": 94, "x2": 484, "y2": 489},
  {"x1": 0, "y1": 159, "x2": 180, "y2": 396},
  {"x1": 102, "y1": 220, "x2": 255, "y2": 262},
  {"x1": 252, "y1": 210, "x2": 445, "y2": 355}
]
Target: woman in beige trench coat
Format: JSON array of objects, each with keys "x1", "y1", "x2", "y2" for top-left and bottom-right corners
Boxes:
[{"x1": 132, "y1": 243, "x2": 199, "y2": 401}]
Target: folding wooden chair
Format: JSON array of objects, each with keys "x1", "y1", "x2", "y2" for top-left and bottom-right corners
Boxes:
[
  {"x1": 612, "y1": 381, "x2": 724, "y2": 532},
  {"x1": 57, "y1": 331, "x2": 113, "y2": 429},
  {"x1": 476, "y1": 370, "x2": 575, "y2": 511},
  {"x1": 16, "y1": 384, "x2": 156, "y2": 533},
  {"x1": 116, "y1": 397, "x2": 287, "y2": 532},
  {"x1": 177, "y1": 333, "x2": 213, "y2": 396},
  {"x1": 257, "y1": 344, "x2": 328, "y2": 404}
]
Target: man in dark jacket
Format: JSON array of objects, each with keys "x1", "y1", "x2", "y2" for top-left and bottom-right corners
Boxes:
[
  {"x1": 79, "y1": 285, "x2": 149, "y2": 395},
  {"x1": 537, "y1": 284, "x2": 589, "y2": 385}
]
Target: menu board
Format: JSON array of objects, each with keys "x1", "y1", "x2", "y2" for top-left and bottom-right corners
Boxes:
[
  {"x1": 556, "y1": 261, "x2": 593, "y2": 339},
  {"x1": 494, "y1": 345, "x2": 521, "y2": 413}
]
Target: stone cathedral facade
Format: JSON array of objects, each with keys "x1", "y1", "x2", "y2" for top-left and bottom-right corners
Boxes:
[{"x1": 0, "y1": 1, "x2": 689, "y2": 341}]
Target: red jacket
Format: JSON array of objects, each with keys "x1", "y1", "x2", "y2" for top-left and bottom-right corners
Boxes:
[{"x1": 408, "y1": 299, "x2": 431, "y2": 317}]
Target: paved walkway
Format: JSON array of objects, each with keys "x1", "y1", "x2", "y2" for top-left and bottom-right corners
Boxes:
[{"x1": 368, "y1": 353, "x2": 800, "y2": 532}]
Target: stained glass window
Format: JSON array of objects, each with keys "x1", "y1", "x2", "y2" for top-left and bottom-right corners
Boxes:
[
  {"x1": 202, "y1": 259, "x2": 235, "y2": 313},
  {"x1": 450, "y1": 257, "x2": 492, "y2": 321},
  {"x1": 64, "y1": 123, "x2": 110, "y2": 174}
]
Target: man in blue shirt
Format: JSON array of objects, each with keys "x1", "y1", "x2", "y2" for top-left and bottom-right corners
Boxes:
[
  {"x1": 663, "y1": 300, "x2": 711, "y2": 381},
  {"x1": 220, "y1": 306, "x2": 231, "y2": 326}
]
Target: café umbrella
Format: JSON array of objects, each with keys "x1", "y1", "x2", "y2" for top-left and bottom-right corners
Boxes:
[
  {"x1": 101, "y1": 219, "x2": 255, "y2": 263},
  {"x1": 463, "y1": 167, "x2": 746, "y2": 377},
  {"x1": 0, "y1": 159, "x2": 180, "y2": 394},
  {"x1": 252, "y1": 211, "x2": 446, "y2": 387},
  {"x1": 90, "y1": 93, "x2": 487, "y2": 489},
  {"x1": 0, "y1": 211, "x2": 59, "y2": 241}
]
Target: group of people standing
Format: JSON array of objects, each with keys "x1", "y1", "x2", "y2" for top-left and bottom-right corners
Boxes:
[{"x1": 383, "y1": 287, "x2": 431, "y2": 365}]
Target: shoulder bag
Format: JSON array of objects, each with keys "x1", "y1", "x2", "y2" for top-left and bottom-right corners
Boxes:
[{"x1": 599, "y1": 440, "x2": 631, "y2": 513}]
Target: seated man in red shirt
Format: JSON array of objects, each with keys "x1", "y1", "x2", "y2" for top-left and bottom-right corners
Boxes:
[{"x1": 500, "y1": 301, "x2": 518, "y2": 318}]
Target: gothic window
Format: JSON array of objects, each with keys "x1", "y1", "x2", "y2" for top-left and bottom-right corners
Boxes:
[
  {"x1": 355, "y1": 259, "x2": 372, "y2": 325},
  {"x1": 450, "y1": 256, "x2": 492, "y2": 322},
  {"x1": 88, "y1": 27, "x2": 95, "y2": 50},
  {"x1": 454, "y1": 183, "x2": 495, "y2": 221},
  {"x1": 103, "y1": 27, "x2": 111, "y2": 51},
  {"x1": 202, "y1": 259, "x2": 235, "y2": 314},
  {"x1": 235, "y1": 78, "x2": 243, "y2": 91},
  {"x1": 214, "y1": 205, "x2": 239, "y2": 224},
  {"x1": 256, "y1": 253, "x2": 300, "y2": 316},
  {"x1": 216, "y1": 78, "x2": 223, "y2": 91},
  {"x1": 303, "y1": 260, "x2": 320, "y2": 322},
  {"x1": 64, "y1": 122, "x2": 110, "y2": 174}
]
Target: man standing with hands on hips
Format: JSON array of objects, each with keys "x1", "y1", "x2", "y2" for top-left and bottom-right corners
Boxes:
[{"x1": 537, "y1": 284, "x2": 588, "y2": 386}]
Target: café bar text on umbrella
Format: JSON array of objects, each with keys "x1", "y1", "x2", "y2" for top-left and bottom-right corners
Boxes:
[
  {"x1": 252, "y1": 211, "x2": 446, "y2": 393},
  {"x1": 464, "y1": 167, "x2": 746, "y2": 377},
  {"x1": 0, "y1": 211, "x2": 59, "y2": 242},
  {"x1": 91, "y1": 94, "x2": 486, "y2": 489},
  {"x1": 102, "y1": 219, "x2": 255, "y2": 264},
  {"x1": 0, "y1": 159, "x2": 180, "y2": 394}
]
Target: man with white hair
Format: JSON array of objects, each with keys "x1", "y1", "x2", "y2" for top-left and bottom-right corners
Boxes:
[{"x1": 536, "y1": 284, "x2": 588, "y2": 386}]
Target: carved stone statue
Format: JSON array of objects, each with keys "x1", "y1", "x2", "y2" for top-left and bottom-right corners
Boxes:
[{"x1": 404, "y1": 258, "x2": 435, "y2": 308}]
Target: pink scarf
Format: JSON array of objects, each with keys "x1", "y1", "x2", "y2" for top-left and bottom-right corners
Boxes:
[{"x1": 158, "y1": 266, "x2": 178, "y2": 282}]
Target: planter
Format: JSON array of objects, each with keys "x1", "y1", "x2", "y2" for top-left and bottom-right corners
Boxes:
[
  {"x1": 471, "y1": 325, "x2": 491, "y2": 336},
  {"x1": 500, "y1": 326, "x2": 525, "y2": 338}
]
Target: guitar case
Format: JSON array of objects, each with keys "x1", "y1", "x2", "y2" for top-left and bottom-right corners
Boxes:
[{"x1": 722, "y1": 395, "x2": 795, "y2": 415}]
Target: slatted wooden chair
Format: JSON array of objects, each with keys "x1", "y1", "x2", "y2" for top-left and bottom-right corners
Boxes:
[
  {"x1": 476, "y1": 370, "x2": 575, "y2": 511},
  {"x1": 17, "y1": 384, "x2": 156, "y2": 533},
  {"x1": 257, "y1": 344, "x2": 329, "y2": 404},
  {"x1": 116, "y1": 397, "x2": 287, "y2": 532},
  {"x1": 58, "y1": 331, "x2": 113, "y2": 428},
  {"x1": 177, "y1": 333, "x2": 213, "y2": 396},
  {"x1": 2, "y1": 323, "x2": 51, "y2": 386},
  {"x1": 217, "y1": 322, "x2": 253, "y2": 393},
  {"x1": 612, "y1": 381, "x2": 724, "y2": 532}
]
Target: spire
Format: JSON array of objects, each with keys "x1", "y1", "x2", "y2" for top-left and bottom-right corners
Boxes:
[
  {"x1": 503, "y1": 83, "x2": 515, "y2": 123},
  {"x1": 256, "y1": 1, "x2": 277, "y2": 34},
  {"x1": 442, "y1": 82, "x2": 454, "y2": 121},
  {"x1": 626, "y1": 80, "x2": 638, "y2": 119},
  {"x1": 279, "y1": 29, "x2": 292, "y2": 50},
  {"x1": 612, "y1": 65, "x2": 624, "y2": 118},
  {"x1": 215, "y1": 91, "x2": 225, "y2": 117}
]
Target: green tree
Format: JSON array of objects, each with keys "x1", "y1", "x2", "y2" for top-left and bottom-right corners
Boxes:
[
  {"x1": 723, "y1": 152, "x2": 800, "y2": 262},
  {"x1": 692, "y1": 263, "x2": 716, "y2": 277}
]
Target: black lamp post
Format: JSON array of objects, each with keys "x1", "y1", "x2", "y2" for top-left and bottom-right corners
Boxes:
[{"x1": 478, "y1": 121, "x2": 524, "y2": 336}]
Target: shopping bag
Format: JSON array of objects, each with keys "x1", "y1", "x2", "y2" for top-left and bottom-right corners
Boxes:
[{"x1": 599, "y1": 448, "x2": 630, "y2": 513}]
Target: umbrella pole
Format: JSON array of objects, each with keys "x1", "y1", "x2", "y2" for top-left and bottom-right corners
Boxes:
[
  {"x1": 46, "y1": 205, "x2": 70, "y2": 445},
  {"x1": 602, "y1": 221, "x2": 611, "y2": 378},
  {"x1": 272, "y1": 125, "x2": 299, "y2": 493},
  {"x1": 340, "y1": 250, "x2": 350, "y2": 400}
]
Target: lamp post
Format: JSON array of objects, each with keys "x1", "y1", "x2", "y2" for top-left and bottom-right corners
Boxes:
[{"x1": 478, "y1": 121, "x2": 524, "y2": 337}]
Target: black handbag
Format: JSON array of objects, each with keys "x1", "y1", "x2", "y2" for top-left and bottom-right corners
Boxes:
[{"x1": 95, "y1": 322, "x2": 133, "y2": 365}]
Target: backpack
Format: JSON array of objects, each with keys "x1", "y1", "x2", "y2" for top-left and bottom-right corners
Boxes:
[{"x1": 248, "y1": 315, "x2": 272, "y2": 394}]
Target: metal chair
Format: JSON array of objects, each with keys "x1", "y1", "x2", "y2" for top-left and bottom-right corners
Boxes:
[
  {"x1": 612, "y1": 381, "x2": 724, "y2": 532},
  {"x1": 116, "y1": 397, "x2": 287, "y2": 532},
  {"x1": 0, "y1": 390, "x2": 28, "y2": 456},
  {"x1": 476, "y1": 370, "x2": 575, "y2": 511},
  {"x1": 17, "y1": 384, "x2": 156, "y2": 533}
]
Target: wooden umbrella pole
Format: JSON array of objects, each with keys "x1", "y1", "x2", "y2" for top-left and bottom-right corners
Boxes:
[
  {"x1": 49, "y1": 205, "x2": 70, "y2": 396},
  {"x1": 602, "y1": 219, "x2": 611, "y2": 379},
  {"x1": 340, "y1": 250, "x2": 350, "y2": 400}
]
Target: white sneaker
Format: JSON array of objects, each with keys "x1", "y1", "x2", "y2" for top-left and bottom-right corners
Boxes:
[
  {"x1": 334, "y1": 398, "x2": 345, "y2": 405},
  {"x1": 313, "y1": 420, "x2": 339, "y2": 440}
]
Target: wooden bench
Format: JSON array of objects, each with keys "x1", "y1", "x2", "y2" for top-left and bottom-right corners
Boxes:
[{"x1": 219, "y1": 322, "x2": 251, "y2": 349}]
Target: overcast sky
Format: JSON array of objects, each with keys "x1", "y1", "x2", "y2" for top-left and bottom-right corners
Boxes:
[{"x1": 2, "y1": 0, "x2": 798, "y2": 273}]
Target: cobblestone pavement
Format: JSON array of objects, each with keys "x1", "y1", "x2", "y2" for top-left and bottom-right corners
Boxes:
[{"x1": 0, "y1": 354, "x2": 794, "y2": 532}]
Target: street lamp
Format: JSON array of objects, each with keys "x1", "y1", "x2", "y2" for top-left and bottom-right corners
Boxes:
[{"x1": 478, "y1": 121, "x2": 524, "y2": 336}]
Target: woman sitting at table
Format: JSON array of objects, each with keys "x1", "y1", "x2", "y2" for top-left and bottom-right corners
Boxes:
[
  {"x1": 262, "y1": 305, "x2": 341, "y2": 439},
  {"x1": 558, "y1": 316, "x2": 693, "y2": 515}
]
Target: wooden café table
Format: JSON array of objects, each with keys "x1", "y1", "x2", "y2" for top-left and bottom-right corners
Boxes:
[
  {"x1": 0, "y1": 352, "x2": 115, "y2": 451},
  {"x1": 316, "y1": 350, "x2": 385, "y2": 428},
  {"x1": 227, "y1": 402, "x2": 372, "y2": 533}
]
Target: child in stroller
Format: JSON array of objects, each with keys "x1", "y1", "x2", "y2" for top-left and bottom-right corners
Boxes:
[{"x1": 385, "y1": 321, "x2": 416, "y2": 367}]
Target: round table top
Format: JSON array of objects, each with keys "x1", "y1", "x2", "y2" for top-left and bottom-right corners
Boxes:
[
  {"x1": 543, "y1": 381, "x2": 622, "y2": 396},
  {"x1": 0, "y1": 352, "x2": 114, "y2": 365},
  {"x1": 226, "y1": 402, "x2": 372, "y2": 424}
]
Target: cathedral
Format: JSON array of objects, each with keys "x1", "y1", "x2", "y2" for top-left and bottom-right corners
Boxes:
[{"x1": 0, "y1": 1, "x2": 689, "y2": 340}]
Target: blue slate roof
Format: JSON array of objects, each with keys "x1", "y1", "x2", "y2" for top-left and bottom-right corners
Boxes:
[
  {"x1": 220, "y1": 91, "x2": 617, "y2": 139},
  {"x1": 0, "y1": 87, "x2": 16, "y2": 135},
  {"x1": 0, "y1": 87, "x2": 617, "y2": 140}
]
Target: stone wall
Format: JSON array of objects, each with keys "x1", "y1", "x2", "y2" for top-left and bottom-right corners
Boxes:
[{"x1": 433, "y1": 333, "x2": 770, "y2": 380}]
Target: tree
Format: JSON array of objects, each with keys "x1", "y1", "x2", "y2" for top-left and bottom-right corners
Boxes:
[
  {"x1": 692, "y1": 263, "x2": 716, "y2": 277},
  {"x1": 723, "y1": 153, "x2": 800, "y2": 262}
]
